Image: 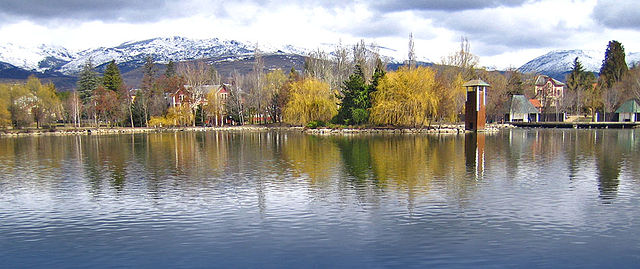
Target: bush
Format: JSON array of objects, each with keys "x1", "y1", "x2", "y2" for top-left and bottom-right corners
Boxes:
[
  {"x1": 351, "y1": 108, "x2": 369, "y2": 125},
  {"x1": 306, "y1": 120, "x2": 327, "y2": 129}
]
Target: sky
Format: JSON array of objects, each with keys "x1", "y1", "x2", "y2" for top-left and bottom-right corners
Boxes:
[{"x1": 0, "y1": 0, "x2": 639, "y2": 69}]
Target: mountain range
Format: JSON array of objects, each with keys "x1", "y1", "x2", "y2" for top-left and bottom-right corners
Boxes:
[
  {"x1": 518, "y1": 49, "x2": 640, "y2": 81},
  {"x1": 1, "y1": 36, "x2": 638, "y2": 89}
]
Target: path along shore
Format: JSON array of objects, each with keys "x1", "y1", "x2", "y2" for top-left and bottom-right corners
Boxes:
[{"x1": 0, "y1": 123, "x2": 515, "y2": 137}]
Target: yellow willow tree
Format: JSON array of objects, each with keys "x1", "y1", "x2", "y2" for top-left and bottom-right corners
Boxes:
[
  {"x1": 370, "y1": 66, "x2": 439, "y2": 127},
  {"x1": 436, "y1": 68, "x2": 466, "y2": 122},
  {"x1": 283, "y1": 78, "x2": 337, "y2": 125}
]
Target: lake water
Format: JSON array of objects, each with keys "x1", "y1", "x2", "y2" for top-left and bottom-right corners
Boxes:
[{"x1": 1, "y1": 129, "x2": 640, "y2": 268}]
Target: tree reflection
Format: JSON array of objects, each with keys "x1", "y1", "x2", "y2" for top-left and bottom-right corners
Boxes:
[{"x1": 594, "y1": 130, "x2": 622, "y2": 201}]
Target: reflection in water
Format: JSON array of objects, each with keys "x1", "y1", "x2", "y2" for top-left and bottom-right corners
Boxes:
[
  {"x1": 3, "y1": 130, "x2": 640, "y2": 268},
  {"x1": 594, "y1": 131, "x2": 622, "y2": 201},
  {"x1": 465, "y1": 133, "x2": 485, "y2": 179},
  {"x1": 0, "y1": 129, "x2": 638, "y2": 204}
]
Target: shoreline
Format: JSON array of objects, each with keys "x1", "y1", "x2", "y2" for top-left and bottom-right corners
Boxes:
[{"x1": 0, "y1": 124, "x2": 516, "y2": 137}]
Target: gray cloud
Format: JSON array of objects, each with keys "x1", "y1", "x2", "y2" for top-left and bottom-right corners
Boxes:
[
  {"x1": 432, "y1": 10, "x2": 574, "y2": 56},
  {"x1": 341, "y1": 17, "x2": 407, "y2": 38},
  {"x1": 372, "y1": 0, "x2": 534, "y2": 12},
  {"x1": 0, "y1": 0, "x2": 209, "y2": 23},
  {"x1": 592, "y1": 0, "x2": 640, "y2": 30}
]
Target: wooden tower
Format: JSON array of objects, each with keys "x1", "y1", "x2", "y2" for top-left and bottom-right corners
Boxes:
[{"x1": 464, "y1": 79, "x2": 490, "y2": 131}]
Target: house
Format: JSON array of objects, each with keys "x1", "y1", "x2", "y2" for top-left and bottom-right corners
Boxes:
[
  {"x1": 169, "y1": 84, "x2": 230, "y2": 108},
  {"x1": 506, "y1": 95, "x2": 539, "y2": 122},
  {"x1": 615, "y1": 99, "x2": 640, "y2": 122},
  {"x1": 169, "y1": 87, "x2": 190, "y2": 107},
  {"x1": 534, "y1": 75, "x2": 565, "y2": 109}
]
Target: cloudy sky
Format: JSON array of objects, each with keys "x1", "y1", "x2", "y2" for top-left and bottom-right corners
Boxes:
[{"x1": 0, "y1": 0, "x2": 638, "y2": 69}]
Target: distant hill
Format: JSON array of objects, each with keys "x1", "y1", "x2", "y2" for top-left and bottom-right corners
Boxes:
[
  {"x1": 518, "y1": 49, "x2": 640, "y2": 82},
  {"x1": 0, "y1": 36, "x2": 433, "y2": 90}
]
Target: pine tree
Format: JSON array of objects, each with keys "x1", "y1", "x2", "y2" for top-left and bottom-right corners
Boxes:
[
  {"x1": 599, "y1": 40, "x2": 628, "y2": 89},
  {"x1": 165, "y1": 60, "x2": 176, "y2": 78},
  {"x1": 102, "y1": 60, "x2": 123, "y2": 92},
  {"x1": 335, "y1": 65, "x2": 367, "y2": 125},
  {"x1": 599, "y1": 40, "x2": 628, "y2": 120},
  {"x1": 76, "y1": 59, "x2": 100, "y2": 102},
  {"x1": 566, "y1": 57, "x2": 587, "y2": 114}
]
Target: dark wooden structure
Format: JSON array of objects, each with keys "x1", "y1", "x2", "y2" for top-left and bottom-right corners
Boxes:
[{"x1": 464, "y1": 79, "x2": 490, "y2": 131}]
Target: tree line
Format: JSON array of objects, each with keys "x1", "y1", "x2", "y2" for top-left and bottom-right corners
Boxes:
[{"x1": 1, "y1": 38, "x2": 637, "y2": 129}]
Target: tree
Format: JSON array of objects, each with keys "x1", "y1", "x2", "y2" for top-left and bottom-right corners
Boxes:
[
  {"x1": 204, "y1": 89, "x2": 223, "y2": 126},
  {"x1": 566, "y1": 57, "x2": 594, "y2": 115},
  {"x1": 27, "y1": 76, "x2": 62, "y2": 128},
  {"x1": 441, "y1": 36, "x2": 479, "y2": 80},
  {"x1": 265, "y1": 69, "x2": 288, "y2": 124},
  {"x1": 165, "y1": 60, "x2": 176, "y2": 78},
  {"x1": 335, "y1": 65, "x2": 368, "y2": 125},
  {"x1": 139, "y1": 55, "x2": 157, "y2": 127},
  {"x1": 0, "y1": 84, "x2": 13, "y2": 128},
  {"x1": 599, "y1": 40, "x2": 628, "y2": 90},
  {"x1": 226, "y1": 70, "x2": 245, "y2": 125},
  {"x1": 92, "y1": 86, "x2": 120, "y2": 127},
  {"x1": 506, "y1": 68, "x2": 525, "y2": 96},
  {"x1": 370, "y1": 66, "x2": 439, "y2": 127},
  {"x1": 435, "y1": 67, "x2": 466, "y2": 122},
  {"x1": 102, "y1": 60, "x2": 123, "y2": 92},
  {"x1": 283, "y1": 78, "x2": 337, "y2": 125},
  {"x1": 246, "y1": 46, "x2": 268, "y2": 124},
  {"x1": 479, "y1": 69, "x2": 508, "y2": 122},
  {"x1": 77, "y1": 59, "x2": 100, "y2": 103},
  {"x1": 406, "y1": 33, "x2": 416, "y2": 69},
  {"x1": 625, "y1": 66, "x2": 640, "y2": 101},
  {"x1": 179, "y1": 60, "x2": 211, "y2": 126},
  {"x1": 599, "y1": 40, "x2": 628, "y2": 120}
]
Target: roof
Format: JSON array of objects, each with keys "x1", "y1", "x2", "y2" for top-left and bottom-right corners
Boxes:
[
  {"x1": 535, "y1": 75, "x2": 566, "y2": 87},
  {"x1": 529, "y1": 99, "x2": 541, "y2": 108},
  {"x1": 615, "y1": 99, "x2": 640, "y2": 113},
  {"x1": 510, "y1": 95, "x2": 539, "y2": 114},
  {"x1": 463, "y1": 79, "x2": 490, "y2": 87}
]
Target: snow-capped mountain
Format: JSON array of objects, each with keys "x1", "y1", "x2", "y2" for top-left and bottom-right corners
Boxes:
[
  {"x1": 60, "y1": 37, "x2": 261, "y2": 74},
  {"x1": 0, "y1": 43, "x2": 76, "y2": 72},
  {"x1": 0, "y1": 37, "x2": 309, "y2": 75},
  {"x1": 519, "y1": 49, "x2": 640, "y2": 81}
]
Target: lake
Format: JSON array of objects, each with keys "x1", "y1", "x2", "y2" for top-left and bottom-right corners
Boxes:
[{"x1": 1, "y1": 129, "x2": 639, "y2": 268}]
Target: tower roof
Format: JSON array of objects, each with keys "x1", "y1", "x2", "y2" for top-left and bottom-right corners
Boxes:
[{"x1": 463, "y1": 79, "x2": 490, "y2": 87}]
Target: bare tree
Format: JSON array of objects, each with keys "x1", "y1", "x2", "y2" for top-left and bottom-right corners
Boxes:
[
  {"x1": 441, "y1": 36, "x2": 479, "y2": 80},
  {"x1": 407, "y1": 32, "x2": 416, "y2": 69},
  {"x1": 179, "y1": 60, "x2": 211, "y2": 126}
]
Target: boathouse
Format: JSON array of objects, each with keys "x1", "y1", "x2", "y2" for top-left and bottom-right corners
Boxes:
[
  {"x1": 506, "y1": 95, "x2": 539, "y2": 122},
  {"x1": 616, "y1": 99, "x2": 640, "y2": 122}
]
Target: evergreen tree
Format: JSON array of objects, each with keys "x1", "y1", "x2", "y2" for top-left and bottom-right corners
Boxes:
[
  {"x1": 165, "y1": 60, "x2": 176, "y2": 78},
  {"x1": 142, "y1": 56, "x2": 156, "y2": 91},
  {"x1": 598, "y1": 40, "x2": 628, "y2": 120},
  {"x1": 76, "y1": 59, "x2": 100, "y2": 102},
  {"x1": 599, "y1": 40, "x2": 628, "y2": 89},
  {"x1": 566, "y1": 57, "x2": 588, "y2": 114},
  {"x1": 102, "y1": 60, "x2": 123, "y2": 92},
  {"x1": 335, "y1": 65, "x2": 367, "y2": 125},
  {"x1": 289, "y1": 67, "x2": 300, "y2": 81},
  {"x1": 370, "y1": 58, "x2": 386, "y2": 91}
]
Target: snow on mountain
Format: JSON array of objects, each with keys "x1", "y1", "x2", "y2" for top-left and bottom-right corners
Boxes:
[
  {"x1": 60, "y1": 36, "x2": 259, "y2": 74},
  {"x1": 519, "y1": 49, "x2": 640, "y2": 80},
  {"x1": 0, "y1": 43, "x2": 76, "y2": 72}
]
